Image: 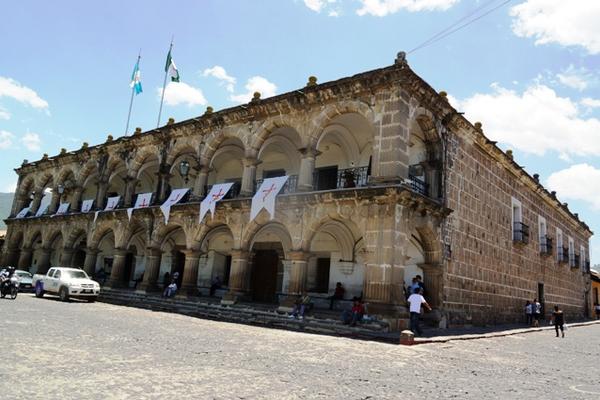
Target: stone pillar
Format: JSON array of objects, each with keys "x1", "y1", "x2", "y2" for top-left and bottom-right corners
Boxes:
[
  {"x1": 17, "y1": 247, "x2": 33, "y2": 271},
  {"x1": 83, "y1": 248, "x2": 99, "y2": 276},
  {"x1": 279, "y1": 251, "x2": 309, "y2": 310},
  {"x1": 10, "y1": 175, "x2": 24, "y2": 216},
  {"x1": 3, "y1": 247, "x2": 19, "y2": 267},
  {"x1": 193, "y1": 166, "x2": 209, "y2": 198},
  {"x1": 48, "y1": 190, "x2": 60, "y2": 214},
  {"x1": 123, "y1": 176, "x2": 138, "y2": 207},
  {"x1": 157, "y1": 165, "x2": 172, "y2": 203},
  {"x1": 222, "y1": 249, "x2": 250, "y2": 304},
  {"x1": 106, "y1": 248, "x2": 128, "y2": 288},
  {"x1": 70, "y1": 186, "x2": 83, "y2": 211},
  {"x1": 140, "y1": 247, "x2": 162, "y2": 292},
  {"x1": 180, "y1": 249, "x2": 201, "y2": 296},
  {"x1": 240, "y1": 158, "x2": 259, "y2": 196},
  {"x1": 60, "y1": 248, "x2": 75, "y2": 268},
  {"x1": 298, "y1": 149, "x2": 316, "y2": 191},
  {"x1": 96, "y1": 180, "x2": 109, "y2": 210},
  {"x1": 30, "y1": 192, "x2": 43, "y2": 214},
  {"x1": 36, "y1": 248, "x2": 52, "y2": 274},
  {"x1": 419, "y1": 263, "x2": 443, "y2": 309}
]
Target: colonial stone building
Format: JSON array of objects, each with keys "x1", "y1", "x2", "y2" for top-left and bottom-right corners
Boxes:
[{"x1": 2, "y1": 53, "x2": 593, "y2": 327}]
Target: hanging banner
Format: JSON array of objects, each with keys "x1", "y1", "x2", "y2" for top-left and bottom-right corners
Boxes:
[
  {"x1": 15, "y1": 207, "x2": 30, "y2": 219},
  {"x1": 55, "y1": 203, "x2": 70, "y2": 216},
  {"x1": 250, "y1": 176, "x2": 288, "y2": 222},
  {"x1": 94, "y1": 196, "x2": 121, "y2": 224},
  {"x1": 199, "y1": 183, "x2": 233, "y2": 223},
  {"x1": 81, "y1": 199, "x2": 94, "y2": 213},
  {"x1": 127, "y1": 192, "x2": 153, "y2": 221},
  {"x1": 160, "y1": 188, "x2": 189, "y2": 224},
  {"x1": 35, "y1": 203, "x2": 49, "y2": 217}
]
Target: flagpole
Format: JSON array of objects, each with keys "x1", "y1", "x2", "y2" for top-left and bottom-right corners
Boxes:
[
  {"x1": 125, "y1": 51, "x2": 141, "y2": 135},
  {"x1": 157, "y1": 38, "x2": 173, "y2": 128}
]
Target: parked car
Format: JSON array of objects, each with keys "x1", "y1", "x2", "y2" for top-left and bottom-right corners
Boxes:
[
  {"x1": 32, "y1": 267, "x2": 101, "y2": 302},
  {"x1": 14, "y1": 270, "x2": 33, "y2": 292}
]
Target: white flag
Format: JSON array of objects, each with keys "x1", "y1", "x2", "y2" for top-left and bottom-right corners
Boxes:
[
  {"x1": 35, "y1": 203, "x2": 49, "y2": 217},
  {"x1": 199, "y1": 183, "x2": 233, "y2": 223},
  {"x1": 15, "y1": 207, "x2": 30, "y2": 218},
  {"x1": 94, "y1": 196, "x2": 120, "y2": 224},
  {"x1": 160, "y1": 188, "x2": 189, "y2": 224},
  {"x1": 250, "y1": 176, "x2": 288, "y2": 222},
  {"x1": 55, "y1": 203, "x2": 70, "y2": 215},
  {"x1": 81, "y1": 199, "x2": 94, "y2": 213},
  {"x1": 34, "y1": 192, "x2": 52, "y2": 217},
  {"x1": 127, "y1": 192, "x2": 153, "y2": 221}
]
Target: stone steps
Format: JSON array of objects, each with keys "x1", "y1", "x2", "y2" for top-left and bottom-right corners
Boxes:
[{"x1": 99, "y1": 289, "x2": 395, "y2": 342}]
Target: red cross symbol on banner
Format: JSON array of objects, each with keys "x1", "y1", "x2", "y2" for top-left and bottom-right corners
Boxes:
[
  {"x1": 212, "y1": 189, "x2": 224, "y2": 201},
  {"x1": 170, "y1": 194, "x2": 180, "y2": 204},
  {"x1": 140, "y1": 197, "x2": 148, "y2": 207},
  {"x1": 262, "y1": 184, "x2": 277, "y2": 201}
]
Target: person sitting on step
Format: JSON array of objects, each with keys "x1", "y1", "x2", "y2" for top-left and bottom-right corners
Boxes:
[{"x1": 289, "y1": 291, "x2": 311, "y2": 320}]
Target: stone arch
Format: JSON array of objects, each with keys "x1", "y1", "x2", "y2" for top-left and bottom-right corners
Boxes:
[
  {"x1": 411, "y1": 107, "x2": 441, "y2": 146},
  {"x1": 196, "y1": 224, "x2": 235, "y2": 253},
  {"x1": 24, "y1": 227, "x2": 43, "y2": 249},
  {"x1": 64, "y1": 227, "x2": 87, "y2": 249},
  {"x1": 129, "y1": 147, "x2": 160, "y2": 178},
  {"x1": 415, "y1": 225, "x2": 442, "y2": 264},
  {"x1": 35, "y1": 170, "x2": 55, "y2": 192},
  {"x1": 243, "y1": 221, "x2": 293, "y2": 258},
  {"x1": 257, "y1": 133, "x2": 302, "y2": 173},
  {"x1": 89, "y1": 225, "x2": 116, "y2": 249},
  {"x1": 302, "y1": 218, "x2": 362, "y2": 261},
  {"x1": 14, "y1": 175, "x2": 36, "y2": 213},
  {"x1": 251, "y1": 119, "x2": 303, "y2": 154},
  {"x1": 166, "y1": 142, "x2": 198, "y2": 166},
  {"x1": 77, "y1": 160, "x2": 98, "y2": 187},
  {"x1": 150, "y1": 222, "x2": 185, "y2": 250},
  {"x1": 201, "y1": 128, "x2": 248, "y2": 167}
]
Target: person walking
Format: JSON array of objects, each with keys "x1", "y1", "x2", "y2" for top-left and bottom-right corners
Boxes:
[
  {"x1": 407, "y1": 287, "x2": 432, "y2": 336},
  {"x1": 551, "y1": 305, "x2": 565, "y2": 338},
  {"x1": 525, "y1": 301, "x2": 533, "y2": 326},
  {"x1": 532, "y1": 298, "x2": 541, "y2": 327},
  {"x1": 594, "y1": 303, "x2": 600, "y2": 320}
]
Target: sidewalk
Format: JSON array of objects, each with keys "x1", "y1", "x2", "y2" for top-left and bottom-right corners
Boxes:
[{"x1": 413, "y1": 319, "x2": 600, "y2": 344}]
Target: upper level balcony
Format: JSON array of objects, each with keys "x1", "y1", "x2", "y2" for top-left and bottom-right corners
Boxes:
[
  {"x1": 570, "y1": 253, "x2": 580, "y2": 269},
  {"x1": 558, "y1": 247, "x2": 569, "y2": 264},
  {"x1": 539, "y1": 235, "x2": 553, "y2": 256},
  {"x1": 513, "y1": 222, "x2": 529, "y2": 245}
]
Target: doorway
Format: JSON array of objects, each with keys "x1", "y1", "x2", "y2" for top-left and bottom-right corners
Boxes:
[
  {"x1": 538, "y1": 283, "x2": 545, "y2": 319},
  {"x1": 315, "y1": 166, "x2": 338, "y2": 190},
  {"x1": 172, "y1": 251, "x2": 185, "y2": 289},
  {"x1": 123, "y1": 252, "x2": 135, "y2": 287},
  {"x1": 251, "y1": 250, "x2": 280, "y2": 303}
]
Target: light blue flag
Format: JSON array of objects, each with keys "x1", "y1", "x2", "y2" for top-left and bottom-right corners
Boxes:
[{"x1": 130, "y1": 59, "x2": 142, "y2": 94}]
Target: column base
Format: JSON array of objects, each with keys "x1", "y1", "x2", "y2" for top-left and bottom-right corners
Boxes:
[
  {"x1": 221, "y1": 291, "x2": 250, "y2": 305},
  {"x1": 139, "y1": 282, "x2": 159, "y2": 293},
  {"x1": 277, "y1": 295, "x2": 299, "y2": 312},
  {"x1": 105, "y1": 279, "x2": 126, "y2": 289},
  {"x1": 177, "y1": 285, "x2": 199, "y2": 298}
]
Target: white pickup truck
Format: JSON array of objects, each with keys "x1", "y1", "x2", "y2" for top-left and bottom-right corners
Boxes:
[{"x1": 32, "y1": 267, "x2": 101, "y2": 302}]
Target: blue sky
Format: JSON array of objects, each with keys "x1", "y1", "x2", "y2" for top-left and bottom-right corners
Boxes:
[{"x1": 0, "y1": 0, "x2": 599, "y2": 264}]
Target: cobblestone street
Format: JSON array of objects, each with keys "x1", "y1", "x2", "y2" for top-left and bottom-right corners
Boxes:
[{"x1": 2, "y1": 295, "x2": 599, "y2": 399}]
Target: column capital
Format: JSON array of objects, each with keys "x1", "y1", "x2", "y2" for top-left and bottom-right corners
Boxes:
[
  {"x1": 145, "y1": 247, "x2": 162, "y2": 257},
  {"x1": 85, "y1": 247, "x2": 100, "y2": 256},
  {"x1": 242, "y1": 157, "x2": 261, "y2": 168},
  {"x1": 231, "y1": 249, "x2": 249, "y2": 260},
  {"x1": 113, "y1": 248, "x2": 128, "y2": 257},
  {"x1": 182, "y1": 248, "x2": 202, "y2": 258},
  {"x1": 288, "y1": 250, "x2": 309, "y2": 262},
  {"x1": 298, "y1": 147, "x2": 320, "y2": 158}
]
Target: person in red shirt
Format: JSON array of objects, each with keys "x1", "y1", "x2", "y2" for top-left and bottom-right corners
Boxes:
[
  {"x1": 329, "y1": 282, "x2": 345, "y2": 310},
  {"x1": 342, "y1": 297, "x2": 365, "y2": 326}
]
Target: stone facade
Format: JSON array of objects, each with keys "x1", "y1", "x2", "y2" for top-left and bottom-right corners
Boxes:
[{"x1": 2, "y1": 54, "x2": 592, "y2": 328}]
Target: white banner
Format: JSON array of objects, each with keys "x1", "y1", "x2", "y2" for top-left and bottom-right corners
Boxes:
[
  {"x1": 199, "y1": 183, "x2": 233, "y2": 223},
  {"x1": 94, "y1": 196, "x2": 120, "y2": 224},
  {"x1": 250, "y1": 176, "x2": 288, "y2": 222},
  {"x1": 127, "y1": 192, "x2": 153, "y2": 221},
  {"x1": 34, "y1": 192, "x2": 52, "y2": 217},
  {"x1": 81, "y1": 199, "x2": 94, "y2": 213},
  {"x1": 35, "y1": 203, "x2": 49, "y2": 217},
  {"x1": 55, "y1": 202, "x2": 70, "y2": 215},
  {"x1": 15, "y1": 207, "x2": 30, "y2": 218},
  {"x1": 160, "y1": 188, "x2": 189, "y2": 224}
]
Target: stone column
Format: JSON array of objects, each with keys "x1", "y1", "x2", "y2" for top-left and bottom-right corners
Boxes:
[
  {"x1": 106, "y1": 248, "x2": 128, "y2": 288},
  {"x1": 70, "y1": 186, "x2": 83, "y2": 211},
  {"x1": 60, "y1": 248, "x2": 75, "y2": 268},
  {"x1": 36, "y1": 248, "x2": 52, "y2": 274},
  {"x1": 30, "y1": 192, "x2": 43, "y2": 214},
  {"x1": 10, "y1": 175, "x2": 24, "y2": 216},
  {"x1": 240, "y1": 158, "x2": 259, "y2": 197},
  {"x1": 123, "y1": 176, "x2": 138, "y2": 207},
  {"x1": 193, "y1": 166, "x2": 209, "y2": 198},
  {"x1": 222, "y1": 249, "x2": 251, "y2": 304},
  {"x1": 279, "y1": 251, "x2": 309, "y2": 310},
  {"x1": 180, "y1": 249, "x2": 201, "y2": 296},
  {"x1": 96, "y1": 180, "x2": 109, "y2": 210},
  {"x1": 140, "y1": 247, "x2": 162, "y2": 292},
  {"x1": 157, "y1": 165, "x2": 172, "y2": 203},
  {"x1": 297, "y1": 149, "x2": 316, "y2": 191},
  {"x1": 17, "y1": 247, "x2": 33, "y2": 271},
  {"x1": 83, "y1": 248, "x2": 99, "y2": 276},
  {"x1": 3, "y1": 247, "x2": 19, "y2": 267},
  {"x1": 48, "y1": 190, "x2": 60, "y2": 214},
  {"x1": 419, "y1": 263, "x2": 443, "y2": 309}
]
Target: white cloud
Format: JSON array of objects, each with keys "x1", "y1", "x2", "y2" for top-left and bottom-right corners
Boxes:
[
  {"x1": 4, "y1": 181, "x2": 16, "y2": 193},
  {"x1": 304, "y1": 0, "x2": 338, "y2": 13},
  {"x1": 203, "y1": 65, "x2": 237, "y2": 92},
  {"x1": 0, "y1": 76, "x2": 49, "y2": 110},
  {"x1": 22, "y1": 132, "x2": 41, "y2": 151},
  {"x1": 0, "y1": 106, "x2": 9, "y2": 120},
  {"x1": 510, "y1": 0, "x2": 600, "y2": 54},
  {"x1": 581, "y1": 98, "x2": 600, "y2": 109},
  {"x1": 547, "y1": 164, "x2": 600, "y2": 210},
  {"x1": 457, "y1": 83, "x2": 600, "y2": 157},
  {"x1": 230, "y1": 76, "x2": 278, "y2": 104},
  {"x1": 157, "y1": 82, "x2": 207, "y2": 107},
  {"x1": 356, "y1": 0, "x2": 459, "y2": 16},
  {"x1": 556, "y1": 65, "x2": 591, "y2": 91},
  {"x1": 0, "y1": 131, "x2": 15, "y2": 149}
]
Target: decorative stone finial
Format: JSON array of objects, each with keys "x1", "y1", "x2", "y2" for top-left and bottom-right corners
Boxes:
[
  {"x1": 439, "y1": 91, "x2": 448, "y2": 99},
  {"x1": 506, "y1": 149, "x2": 513, "y2": 160},
  {"x1": 42, "y1": 153, "x2": 48, "y2": 160},
  {"x1": 106, "y1": 134, "x2": 113, "y2": 142},
  {"x1": 81, "y1": 142, "x2": 89, "y2": 149},
  {"x1": 205, "y1": 106, "x2": 213, "y2": 115},
  {"x1": 563, "y1": 203, "x2": 568, "y2": 208},
  {"x1": 167, "y1": 117, "x2": 175, "y2": 125},
  {"x1": 60, "y1": 148, "x2": 67, "y2": 155},
  {"x1": 22, "y1": 159, "x2": 28, "y2": 166},
  {"x1": 251, "y1": 92, "x2": 261, "y2": 102},
  {"x1": 307, "y1": 76, "x2": 318, "y2": 87},
  {"x1": 134, "y1": 127, "x2": 142, "y2": 135},
  {"x1": 574, "y1": 213, "x2": 579, "y2": 219},
  {"x1": 474, "y1": 122, "x2": 482, "y2": 131},
  {"x1": 551, "y1": 191, "x2": 556, "y2": 197},
  {"x1": 533, "y1": 174, "x2": 539, "y2": 183},
  {"x1": 395, "y1": 51, "x2": 407, "y2": 66}
]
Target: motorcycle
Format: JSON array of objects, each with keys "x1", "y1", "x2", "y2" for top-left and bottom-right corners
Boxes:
[{"x1": 0, "y1": 276, "x2": 19, "y2": 300}]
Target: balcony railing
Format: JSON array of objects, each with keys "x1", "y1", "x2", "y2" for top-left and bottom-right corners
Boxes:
[
  {"x1": 255, "y1": 175, "x2": 299, "y2": 195},
  {"x1": 585, "y1": 261, "x2": 590, "y2": 271},
  {"x1": 513, "y1": 222, "x2": 529, "y2": 244},
  {"x1": 570, "y1": 254, "x2": 580, "y2": 268},
  {"x1": 336, "y1": 167, "x2": 369, "y2": 189},
  {"x1": 205, "y1": 181, "x2": 242, "y2": 200},
  {"x1": 539, "y1": 236, "x2": 553, "y2": 256},
  {"x1": 408, "y1": 175, "x2": 429, "y2": 197},
  {"x1": 558, "y1": 247, "x2": 569, "y2": 264}
]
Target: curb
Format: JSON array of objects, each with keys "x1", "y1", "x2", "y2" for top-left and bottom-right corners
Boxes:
[{"x1": 412, "y1": 320, "x2": 600, "y2": 345}]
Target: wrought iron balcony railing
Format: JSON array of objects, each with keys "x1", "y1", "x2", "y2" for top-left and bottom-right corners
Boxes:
[
  {"x1": 540, "y1": 235, "x2": 553, "y2": 256},
  {"x1": 255, "y1": 174, "x2": 299, "y2": 195},
  {"x1": 558, "y1": 247, "x2": 569, "y2": 264},
  {"x1": 408, "y1": 175, "x2": 429, "y2": 197},
  {"x1": 513, "y1": 221, "x2": 529, "y2": 244},
  {"x1": 570, "y1": 254, "x2": 580, "y2": 268}
]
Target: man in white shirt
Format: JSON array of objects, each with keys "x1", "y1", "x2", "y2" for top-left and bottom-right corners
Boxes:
[{"x1": 407, "y1": 287, "x2": 432, "y2": 336}]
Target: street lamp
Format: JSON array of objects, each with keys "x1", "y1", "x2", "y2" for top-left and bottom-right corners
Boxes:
[
  {"x1": 57, "y1": 184, "x2": 65, "y2": 195},
  {"x1": 179, "y1": 160, "x2": 190, "y2": 184}
]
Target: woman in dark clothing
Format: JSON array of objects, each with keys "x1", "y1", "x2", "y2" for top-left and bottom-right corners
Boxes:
[{"x1": 551, "y1": 305, "x2": 565, "y2": 338}]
